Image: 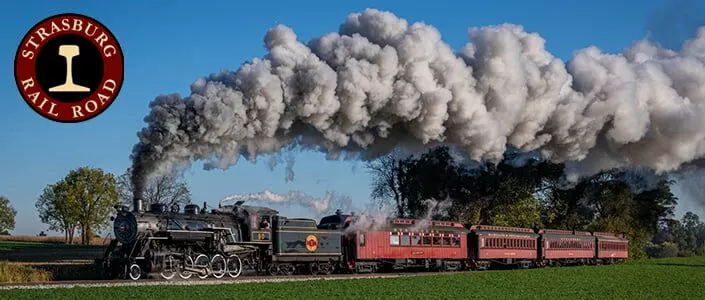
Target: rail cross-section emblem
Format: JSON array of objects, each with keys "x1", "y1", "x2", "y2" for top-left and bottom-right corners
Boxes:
[{"x1": 306, "y1": 235, "x2": 318, "y2": 252}]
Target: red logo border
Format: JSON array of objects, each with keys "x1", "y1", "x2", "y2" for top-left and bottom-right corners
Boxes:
[{"x1": 14, "y1": 13, "x2": 124, "y2": 123}]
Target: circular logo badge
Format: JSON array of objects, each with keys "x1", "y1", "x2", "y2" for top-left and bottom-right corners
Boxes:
[
  {"x1": 305, "y1": 235, "x2": 318, "y2": 252},
  {"x1": 14, "y1": 13, "x2": 124, "y2": 123}
]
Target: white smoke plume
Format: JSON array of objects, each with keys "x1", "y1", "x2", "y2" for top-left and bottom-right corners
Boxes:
[
  {"x1": 221, "y1": 190, "x2": 349, "y2": 214},
  {"x1": 343, "y1": 202, "x2": 397, "y2": 233},
  {"x1": 130, "y1": 8, "x2": 705, "y2": 200},
  {"x1": 409, "y1": 198, "x2": 453, "y2": 232},
  {"x1": 343, "y1": 197, "x2": 452, "y2": 233}
]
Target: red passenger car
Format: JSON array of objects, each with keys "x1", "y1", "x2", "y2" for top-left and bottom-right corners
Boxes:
[
  {"x1": 344, "y1": 218, "x2": 469, "y2": 273},
  {"x1": 539, "y1": 229, "x2": 595, "y2": 266},
  {"x1": 593, "y1": 232, "x2": 629, "y2": 263},
  {"x1": 468, "y1": 225, "x2": 539, "y2": 270}
]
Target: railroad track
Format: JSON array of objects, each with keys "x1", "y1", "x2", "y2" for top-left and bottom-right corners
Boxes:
[{"x1": 0, "y1": 271, "x2": 468, "y2": 290}]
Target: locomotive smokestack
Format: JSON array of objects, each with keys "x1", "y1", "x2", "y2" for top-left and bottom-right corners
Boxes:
[{"x1": 133, "y1": 196, "x2": 143, "y2": 212}]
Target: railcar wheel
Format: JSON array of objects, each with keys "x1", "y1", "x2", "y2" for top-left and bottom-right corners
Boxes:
[
  {"x1": 309, "y1": 263, "x2": 320, "y2": 275},
  {"x1": 320, "y1": 263, "x2": 334, "y2": 275},
  {"x1": 128, "y1": 263, "x2": 141, "y2": 281},
  {"x1": 179, "y1": 255, "x2": 194, "y2": 280},
  {"x1": 160, "y1": 255, "x2": 177, "y2": 280},
  {"x1": 226, "y1": 255, "x2": 243, "y2": 278},
  {"x1": 279, "y1": 263, "x2": 295, "y2": 276},
  {"x1": 195, "y1": 254, "x2": 211, "y2": 280},
  {"x1": 211, "y1": 254, "x2": 226, "y2": 279},
  {"x1": 267, "y1": 263, "x2": 279, "y2": 276}
]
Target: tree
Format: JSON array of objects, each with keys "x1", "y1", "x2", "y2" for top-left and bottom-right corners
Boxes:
[
  {"x1": 682, "y1": 212, "x2": 700, "y2": 229},
  {"x1": 116, "y1": 167, "x2": 191, "y2": 209},
  {"x1": 0, "y1": 196, "x2": 17, "y2": 235},
  {"x1": 488, "y1": 194, "x2": 541, "y2": 228},
  {"x1": 679, "y1": 212, "x2": 703, "y2": 255},
  {"x1": 36, "y1": 181, "x2": 80, "y2": 243},
  {"x1": 649, "y1": 212, "x2": 705, "y2": 257},
  {"x1": 36, "y1": 167, "x2": 119, "y2": 244},
  {"x1": 65, "y1": 167, "x2": 119, "y2": 244},
  {"x1": 545, "y1": 170, "x2": 678, "y2": 259},
  {"x1": 395, "y1": 147, "x2": 467, "y2": 219},
  {"x1": 367, "y1": 154, "x2": 404, "y2": 216}
]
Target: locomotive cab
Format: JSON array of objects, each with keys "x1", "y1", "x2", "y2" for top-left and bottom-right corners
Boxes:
[{"x1": 231, "y1": 204, "x2": 279, "y2": 243}]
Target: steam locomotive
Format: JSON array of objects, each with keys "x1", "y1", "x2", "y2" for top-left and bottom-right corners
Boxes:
[
  {"x1": 97, "y1": 197, "x2": 629, "y2": 280},
  {"x1": 98, "y1": 198, "x2": 343, "y2": 280}
]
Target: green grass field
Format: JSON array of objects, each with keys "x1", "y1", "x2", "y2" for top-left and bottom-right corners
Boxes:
[
  {"x1": 1, "y1": 256, "x2": 704, "y2": 300},
  {"x1": 0, "y1": 240, "x2": 105, "y2": 264},
  {"x1": 0, "y1": 240, "x2": 103, "y2": 250},
  {"x1": 0, "y1": 240, "x2": 105, "y2": 281}
]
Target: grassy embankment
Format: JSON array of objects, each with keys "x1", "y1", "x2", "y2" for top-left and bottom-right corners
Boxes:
[
  {"x1": 0, "y1": 262, "x2": 52, "y2": 283},
  {"x1": 1, "y1": 256, "x2": 704, "y2": 299}
]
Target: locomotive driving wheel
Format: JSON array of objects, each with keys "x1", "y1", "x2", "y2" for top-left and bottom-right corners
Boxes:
[
  {"x1": 179, "y1": 255, "x2": 195, "y2": 280},
  {"x1": 160, "y1": 255, "x2": 177, "y2": 280},
  {"x1": 194, "y1": 254, "x2": 211, "y2": 280},
  {"x1": 210, "y1": 254, "x2": 227, "y2": 279},
  {"x1": 226, "y1": 254, "x2": 243, "y2": 278}
]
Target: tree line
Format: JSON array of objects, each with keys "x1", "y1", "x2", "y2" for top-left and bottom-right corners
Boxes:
[
  {"x1": 0, "y1": 166, "x2": 192, "y2": 244},
  {"x1": 648, "y1": 212, "x2": 705, "y2": 257},
  {"x1": 367, "y1": 146, "x2": 702, "y2": 259},
  {"x1": 1, "y1": 146, "x2": 703, "y2": 256}
]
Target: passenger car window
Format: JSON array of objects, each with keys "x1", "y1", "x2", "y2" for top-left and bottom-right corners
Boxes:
[
  {"x1": 422, "y1": 236, "x2": 432, "y2": 245},
  {"x1": 390, "y1": 233, "x2": 400, "y2": 246},
  {"x1": 432, "y1": 236, "x2": 441, "y2": 246},
  {"x1": 401, "y1": 233, "x2": 410, "y2": 246},
  {"x1": 411, "y1": 234, "x2": 421, "y2": 246},
  {"x1": 359, "y1": 233, "x2": 365, "y2": 247}
]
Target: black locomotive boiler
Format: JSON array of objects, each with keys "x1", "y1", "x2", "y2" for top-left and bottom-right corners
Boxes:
[{"x1": 98, "y1": 197, "x2": 344, "y2": 280}]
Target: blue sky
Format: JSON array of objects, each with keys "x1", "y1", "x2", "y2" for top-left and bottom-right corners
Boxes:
[{"x1": 0, "y1": 0, "x2": 699, "y2": 235}]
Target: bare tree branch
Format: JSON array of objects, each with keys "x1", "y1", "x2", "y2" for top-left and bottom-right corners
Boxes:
[{"x1": 117, "y1": 167, "x2": 192, "y2": 209}]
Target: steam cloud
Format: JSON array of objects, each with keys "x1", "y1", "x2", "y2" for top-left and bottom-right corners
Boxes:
[
  {"x1": 344, "y1": 198, "x2": 452, "y2": 233},
  {"x1": 220, "y1": 190, "x2": 351, "y2": 215},
  {"x1": 130, "y1": 8, "x2": 705, "y2": 200}
]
